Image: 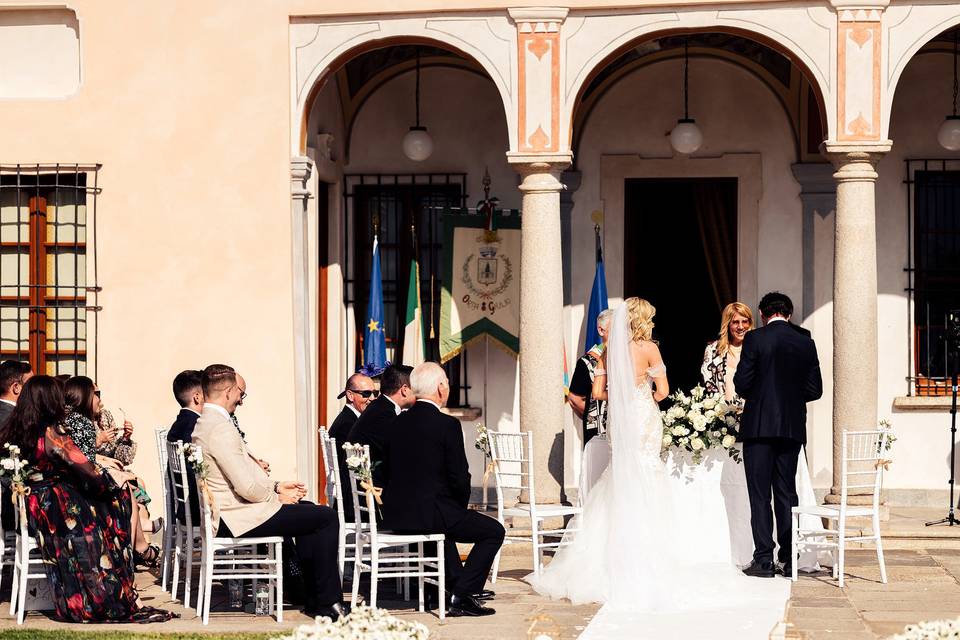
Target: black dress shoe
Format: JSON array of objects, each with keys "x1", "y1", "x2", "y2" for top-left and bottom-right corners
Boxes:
[
  {"x1": 777, "y1": 564, "x2": 793, "y2": 578},
  {"x1": 305, "y1": 601, "x2": 351, "y2": 620},
  {"x1": 473, "y1": 589, "x2": 495, "y2": 600},
  {"x1": 448, "y1": 594, "x2": 495, "y2": 617},
  {"x1": 742, "y1": 560, "x2": 776, "y2": 578}
]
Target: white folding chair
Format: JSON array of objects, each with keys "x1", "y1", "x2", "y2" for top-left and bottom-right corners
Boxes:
[
  {"x1": 192, "y1": 444, "x2": 284, "y2": 624},
  {"x1": 0, "y1": 488, "x2": 18, "y2": 601},
  {"x1": 488, "y1": 430, "x2": 581, "y2": 580},
  {"x1": 348, "y1": 445, "x2": 445, "y2": 619},
  {"x1": 319, "y1": 427, "x2": 367, "y2": 579},
  {"x1": 165, "y1": 439, "x2": 203, "y2": 610},
  {"x1": 9, "y1": 490, "x2": 45, "y2": 624},
  {"x1": 792, "y1": 429, "x2": 888, "y2": 587},
  {"x1": 155, "y1": 427, "x2": 174, "y2": 592}
]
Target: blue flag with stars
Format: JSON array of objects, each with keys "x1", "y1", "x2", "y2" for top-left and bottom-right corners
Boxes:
[
  {"x1": 361, "y1": 236, "x2": 388, "y2": 377},
  {"x1": 585, "y1": 228, "x2": 608, "y2": 352}
]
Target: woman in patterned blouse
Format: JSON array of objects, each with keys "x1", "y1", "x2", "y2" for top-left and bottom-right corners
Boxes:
[
  {"x1": 63, "y1": 376, "x2": 160, "y2": 567},
  {"x1": 701, "y1": 302, "x2": 754, "y2": 401}
]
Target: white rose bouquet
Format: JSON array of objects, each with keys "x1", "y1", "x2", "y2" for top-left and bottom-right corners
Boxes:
[
  {"x1": 660, "y1": 385, "x2": 742, "y2": 464},
  {"x1": 342, "y1": 443, "x2": 382, "y2": 512},
  {"x1": 0, "y1": 442, "x2": 31, "y2": 486},
  {"x1": 271, "y1": 604, "x2": 429, "y2": 640},
  {"x1": 182, "y1": 443, "x2": 209, "y2": 481},
  {"x1": 474, "y1": 422, "x2": 490, "y2": 456}
]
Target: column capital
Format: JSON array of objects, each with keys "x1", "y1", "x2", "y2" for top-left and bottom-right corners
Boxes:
[
  {"x1": 507, "y1": 7, "x2": 569, "y2": 30},
  {"x1": 291, "y1": 155, "x2": 313, "y2": 201},
  {"x1": 508, "y1": 152, "x2": 572, "y2": 193},
  {"x1": 820, "y1": 141, "x2": 891, "y2": 179}
]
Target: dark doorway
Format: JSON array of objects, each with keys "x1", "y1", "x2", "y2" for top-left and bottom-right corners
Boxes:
[{"x1": 624, "y1": 178, "x2": 738, "y2": 395}]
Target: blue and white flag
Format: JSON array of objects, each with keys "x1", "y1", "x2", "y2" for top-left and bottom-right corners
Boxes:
[{"x1": 361, "y1": 236, "x2": 388, "y2": 377}]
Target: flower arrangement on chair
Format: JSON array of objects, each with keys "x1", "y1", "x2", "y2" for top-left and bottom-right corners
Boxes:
[
  {"x1": 0, "y1": 443, "x2": 32, "y2": 515},
  {"x1": 342, "y1": 443, "x2": 382, "y2": 516},
  {"x1": 660, "y1": 385, "x2": 742, "y2": 465},
  {"x1": 182, "y1": 442, "x2": 215, "y2": 511}
]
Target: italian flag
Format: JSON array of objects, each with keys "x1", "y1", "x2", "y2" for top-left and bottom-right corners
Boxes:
[{"x1": 402, "y1": 257, "x2": 426, "y2": 366}]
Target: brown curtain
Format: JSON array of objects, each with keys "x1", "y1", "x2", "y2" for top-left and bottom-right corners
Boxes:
[{"x1": 693, "y1": 182, "x2": 737, "y2": 312}]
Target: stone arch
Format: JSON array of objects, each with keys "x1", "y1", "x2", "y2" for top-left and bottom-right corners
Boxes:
[
  {"x1": 291, "y1": 15, "x2": 516, "y2": 155},
  {"x1": 560, "y1": 10, "x2": 836, "y2": 148}
]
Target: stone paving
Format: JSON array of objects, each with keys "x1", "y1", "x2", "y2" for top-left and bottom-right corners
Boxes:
[{"x1": 3, "y1": 508, "x2": 960, "y2": 639}]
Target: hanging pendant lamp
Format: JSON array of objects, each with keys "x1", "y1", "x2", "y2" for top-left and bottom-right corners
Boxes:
[
  {"x1": 402, "y1": 48, "x2": 434, "y2": 161},
  {"x1": 938, "y1": 30, "x2": 960, "y2": 151},
  {"x1": 670, "y1": 39, "x2": 704, "y2": 155}
]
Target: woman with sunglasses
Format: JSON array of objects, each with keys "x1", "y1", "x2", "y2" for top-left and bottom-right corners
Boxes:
[{"x1": 63, "y1": 376, "x2": 161, "y2": 567}]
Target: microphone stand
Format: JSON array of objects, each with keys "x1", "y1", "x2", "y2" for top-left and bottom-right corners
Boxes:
[{"x1": 927, "y1": 333, "x2": 960, "y2": 527}]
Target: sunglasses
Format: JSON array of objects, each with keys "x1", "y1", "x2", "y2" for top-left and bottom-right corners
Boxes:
[{"x1": 347, "y1": 389, "x2": 379, "y2": 399}]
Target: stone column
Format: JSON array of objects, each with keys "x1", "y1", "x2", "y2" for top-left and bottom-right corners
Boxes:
[
  {"x1": 509, "y1": 154, "x2": 571, "y2": 504},
  {"x1": 291, "y1": 156, "x2": 317, "y2": 501},
  {"x1": 821, "y1": 142, "x2": 890, "y2": 503}
]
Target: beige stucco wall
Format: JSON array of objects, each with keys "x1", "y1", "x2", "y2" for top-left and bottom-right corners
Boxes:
[{"x1": 0, "y1": 1, "x2": 304, "y2": 499}]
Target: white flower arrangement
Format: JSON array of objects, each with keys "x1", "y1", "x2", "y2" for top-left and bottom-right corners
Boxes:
[
  {"x1": 341, "y1": 442, "x2": 373, "y2": 485},
  {"x1": 0, "y1": 442, "x2": 30, "y2": 484},
  {"x1": 890, "y1": 616, "x2": 960, "y2": 639},
  {"x1": 660, "y1": 386, "x2": 743, "y2": 464},
  {"x1": 879, "y1": 418, "x2": 897, "y2": 453},
  {"x1": 182, "y1": 443, "x2": 209, "y2": 481},
  {"x1": 474, "y1": 422, "x2": 490, "y2": 456},
  {"x1": 271, "y1": 604, "x2": 430, "y2": 640}
]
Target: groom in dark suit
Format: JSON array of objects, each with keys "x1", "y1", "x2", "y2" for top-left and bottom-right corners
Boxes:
[
  {"x1": 383, "y1": 362, "x2": 505, "y2": 617},
  {"x1": 734, "y1": 292, "x2": 822, "y2": 578}
]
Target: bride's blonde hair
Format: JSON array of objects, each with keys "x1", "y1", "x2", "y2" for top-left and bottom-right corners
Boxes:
[{"x1": 625, "y1": 297, "x2": 655, "y2": 342}]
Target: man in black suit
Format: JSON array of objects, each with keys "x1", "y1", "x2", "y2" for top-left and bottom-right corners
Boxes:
[
  {"x1": 734, "y1": 292, "x2": 823, "y2": 578},
  {"x1": 383, "y1": 362, "x2": 504, "y2": 617},
  {"x1": 167, "y1": 369, "x2": 205, "y2": 524},
  {"x1": 327, "y1": 372, "x2": 375, "y2": 522},
  {"x1": 348, "y1": 364, "x2": 415, "y2": 487},
  {"x1": 0, "y1": 360, "x2": 32, "y2": 532}
]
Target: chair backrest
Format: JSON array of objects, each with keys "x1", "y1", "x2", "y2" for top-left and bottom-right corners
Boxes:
[
  {"x1": 166, "y1": 440, "x2": 194, "y2": 532},
  {"x1": 840, "y1": 429, "x2": 888, "y2": 511},
  {"x1": 487, "y1": 430, "x2": 535, "y2": 512},
  {"x1": 347, "y1": 444, "x2": 375, "y2": 534},
  {"x1": 318, "y1": 428, "x2": 346, "y2": 525},
  {"x1": 155, "y1": 427, "x2": 172, "y2": 523},
  {"x1": 186, "y1": 443, "x2": 218, "y2": 541}
]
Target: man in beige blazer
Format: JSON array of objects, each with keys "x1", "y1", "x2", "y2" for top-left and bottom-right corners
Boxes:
[{"x1": 192, "y1": 364, "x2": 346, "y2": 619}]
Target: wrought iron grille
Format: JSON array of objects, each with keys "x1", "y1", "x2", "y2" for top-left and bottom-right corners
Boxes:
[
  {"x1": 343, "y1": 173, "x2": 472, "y2": 406},
  {"x1": 904, "y1": 159, "x2": 960, "y2": 396},
  {"x1": 0, "y1": 164, "x2": 101, "y2": 377}
]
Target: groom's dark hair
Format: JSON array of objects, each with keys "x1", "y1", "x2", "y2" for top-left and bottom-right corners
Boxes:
[{"x1": 759, "y1": 292, "x2": 793, "y2": 319}]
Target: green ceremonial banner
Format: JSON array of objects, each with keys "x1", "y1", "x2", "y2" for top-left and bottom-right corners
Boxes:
[{"x1": 440, "y1": 210, "x2": 521, "y2": 363}]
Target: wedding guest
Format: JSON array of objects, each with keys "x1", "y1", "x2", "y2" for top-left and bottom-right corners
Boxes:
[
  {"x1": 734, "y1": 292, "x2": 822, "y2": 579},
  {"x1": 328, "y1": 372, "x2": 375, "y2": 522},
  {"x1": 0, "y1": 360, "x2": 32, "y2": 532},
  {"x1": 0, "y1": 360, "x2": 32, "y2": 427},
  {"x1": 348, "y1": 364, "x2": 415, "y2": 487},
  {"x1": 192, "y1": 364, "x2": 347, "y2": 619},
  {"x1": 568, "y1": 309, "x2": 614, "y2": 445},
  {"x1": 229, "y1": 373, "x2": 272, "y2": 474},
  {"x1": 63, "y1": 376, "x2": 161, "y2": 567},
  {"x1": 0, "y1": 375, "x2": 174, "y2": 622},
  {"x1": 701, "y1": 302, "x2": 754, "y2": 401},
  {"x1": 168, "y1": 369, "x2": 204, "y2": 523},
  {"x1": 383, "y1": 362, "x2": 504, "y2": 617}
]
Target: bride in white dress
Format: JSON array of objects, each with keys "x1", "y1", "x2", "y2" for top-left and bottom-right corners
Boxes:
[{"x1": 528, "y1": 298, "x2": 783, "y2": 618}]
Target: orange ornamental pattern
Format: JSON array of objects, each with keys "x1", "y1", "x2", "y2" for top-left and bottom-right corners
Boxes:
[
  {"x1": 837, "y1": 10, "x2": 882, "y2": 141},
  {"x1": 517, "y1": 21, "x2": 561, "y2": 153}
]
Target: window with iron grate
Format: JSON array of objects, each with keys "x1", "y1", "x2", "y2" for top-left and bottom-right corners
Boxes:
[
  {"x1": 0, "y1": 165, "x2": 100, "y2": 376},
  {"x1": 906, "y1": 162, "x2": 960, "y2": 396}
]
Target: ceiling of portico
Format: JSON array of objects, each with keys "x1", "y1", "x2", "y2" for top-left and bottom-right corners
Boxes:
[{"x1": 572, "y1": 32, "x2": 826, "y2": 162}]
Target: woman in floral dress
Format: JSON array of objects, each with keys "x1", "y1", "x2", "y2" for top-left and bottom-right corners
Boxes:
[
  {"x1": 63, "y1": 376, "x2": 160, "y2": 567},
  {"x1": 0, "y1": 375, "x2": 174, "y2": 623}
]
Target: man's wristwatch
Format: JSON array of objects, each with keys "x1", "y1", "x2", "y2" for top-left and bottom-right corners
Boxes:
[{"x1": 273, "y1": 481, "x2": 280, "y2": 494}]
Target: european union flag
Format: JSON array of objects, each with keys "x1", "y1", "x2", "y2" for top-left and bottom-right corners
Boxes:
[
  {"x1": 585, "y1": 227, "x2": 608, "y2": 352},
  {"x1": 361, "y1": 236, "x2": 388, "y2": 377}
]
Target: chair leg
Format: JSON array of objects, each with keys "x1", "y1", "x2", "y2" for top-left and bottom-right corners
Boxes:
[
  {"x1": 184, "y1": 530, "x2": 194, "y2": 611},
  {"x1": 417, "y1": 542, "x2": 425, "y2": 613},
  {"x1": 791, "y1": 512, "x2": 799, "y2": 582},
  {"x1": 531, "y1": 517, "x2": 541, "y2": 575},
  {"x1": 16, "y1": 556, "x2": 28, "y2": 624},
  {"x1": 195, "y1": 546, "x2": 205, "y2": 620},
  {"x1": 202, "y1": 549, "x2": 214, "y2": 625},
  {"x1": 370, "y1": 545, "x2": 379, "y2": 609},
  {"x1": 171, "y1": 527, "x2": 182, "y2": 604},
  {"x1": 351, "y1": 540, "x2": 362, "y2": 606},
  {"x1": 837, "y1": 533, "x2": 845, "y2": 589},
  {"x1": 160, "y1": 520, "x2": 172, "y2": 592},
  {"x1": 276, "y1": 542, "x2": 284, "y2": 623},
  {"x1": 490, "y1": 548, "x2": 501, "y2": 584},
  {"x1": 438, "y1": 542, "x2": 445, "y2": 622},
  {"x1": 9, "y1": 545, "x2": 20, "y2": 617},
  {"x1": 874, "y1": 526, "x2": 887, "y2": 585}
]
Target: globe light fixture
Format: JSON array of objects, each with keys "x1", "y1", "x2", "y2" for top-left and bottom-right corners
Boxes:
[
  {"x1": 939, "y1": 30, "x2": 960, "y2": 151},
  {"x1": 670, "y1": 39, "x2": 703, "y2": 155},
  {"x1": 402, "y1": 48, "x2": 434, "y2": 162}
]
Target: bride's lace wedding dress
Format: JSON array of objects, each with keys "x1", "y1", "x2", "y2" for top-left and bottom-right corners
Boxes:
[{"x1": 528, "y1": 305, "x2": 786, "y2": 628}]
